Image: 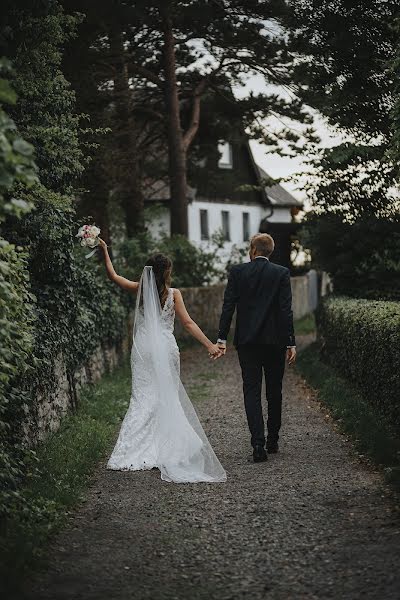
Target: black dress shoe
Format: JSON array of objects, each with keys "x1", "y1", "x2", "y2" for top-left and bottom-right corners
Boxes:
[
  {"x1": 253, "y1": 445, "x2": 268, "y2": 462},
  {"x1": 267, "y1": 443, "x2": 279, "y2": 454}
]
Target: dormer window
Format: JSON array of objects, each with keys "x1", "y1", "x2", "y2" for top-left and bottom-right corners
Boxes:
[{"x1": 218, "y1": 141, "x2": 233, "y2": 169}]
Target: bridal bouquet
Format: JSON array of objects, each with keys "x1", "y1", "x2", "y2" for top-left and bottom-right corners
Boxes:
[{"x1": 76, "y1": 224, "x2": 101, "y2": 258}]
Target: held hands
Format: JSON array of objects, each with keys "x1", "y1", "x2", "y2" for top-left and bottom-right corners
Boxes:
[
  {"x1": 208, "y1": 343, "x2": 225, "y2": 361},
  {"x1": 207, "y1": 341, "x2": 227, "y2": 361}
]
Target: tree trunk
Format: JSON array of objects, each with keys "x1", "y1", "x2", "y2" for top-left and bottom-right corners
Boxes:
[
  {"x1": 109, "y1": 30, "x2": 144, "y2": 237},
  {"x1": 160, "y1": 4, "x2": 189, "y2": 237},
  {"x1": 121, "y1": 162, "x2": 145, "y2": 238}
]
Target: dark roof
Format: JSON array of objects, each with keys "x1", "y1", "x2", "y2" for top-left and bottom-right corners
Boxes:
[
  {"x1": 256, "y1": 165, "x2": 303, "y2": 208},
  {"x1": 143, "y1": 177, "x2": 198, "y2": 203},
  {"x1": 143, "y1": 158, "x2": 302, "y2": 209},
  {"x1": 143, "y1": 177, "x2": 169, "y2": 201}
]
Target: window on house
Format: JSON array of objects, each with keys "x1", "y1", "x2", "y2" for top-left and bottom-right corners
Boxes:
[
  {"x1": 243, "y1": 212, "x2": 250, "y2": 241},
  {"x1": 200, "y1": 209, "x2": 209, "y2": 240},
  {"x1": 221, "y1": 210, "x2": 231, "y2": 241},
  {"x1": 218, "y1": 141, "x2": 233, "y2": 169}
]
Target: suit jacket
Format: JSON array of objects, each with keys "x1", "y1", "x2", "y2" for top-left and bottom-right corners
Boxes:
[{"x1": 218, "y1": 258, "x2": 295, "y2": 348}]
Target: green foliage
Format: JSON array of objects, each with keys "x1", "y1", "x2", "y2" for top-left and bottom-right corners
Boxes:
[
  {"x1": 117, "y1": 231, "x2": 222, "y2": 287},
  {"x1": 389, "y1": 17, "x2": 400, "y2": 175},
  {"x1": 0, "y1": 184, "x2": 130, "y2": 579},
  {"x1": 0, "y1": 3, "x2": 129, "y2": 573},
  {"x1": 297, "y1": 343, "x2": 400, "y2": 490},
  {"x1": 304, "y1": 142, "x2": 397, "y2": 220},
  {"x1": 0, "y1": 1, "x2": 84, "y2": 193},
  {"x1": 316, "y1": 297, "x2": 400, "y2": 432},
  {"x1": 0, "y1": 58, "x2": 37, "y2": 221},
  {"x1": 303, "y1": 213, "x2": 400, "y2": 300},
  {"x1": 0, "y1": 69, "x2": 39, "y2": 560},
  {"x1": 287, "y1": 0, "x2": 396, "y2": 137},
  {"x1": 1, "y1": 358, "x2": 131, "y2": 592},
  {"x1": 0, "y1": 240, "x2": 37, "y2": 532},
  {"x1": 158, "y1": 234, "x2": 221, "y2": 287},
  {"x1": 287, "y1": 1, "x2": 399, "y2": 291},
  {"x1": 3, "y1": 183, "x2": 130, "y2": 396}
]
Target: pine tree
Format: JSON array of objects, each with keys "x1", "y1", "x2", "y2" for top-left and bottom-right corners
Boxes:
[{"x1": 120, "y1": 0, "x2": 313, "y2": 235}]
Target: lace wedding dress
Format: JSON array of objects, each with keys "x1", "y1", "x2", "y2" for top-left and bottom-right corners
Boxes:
[{"x1": 107, "y1": 266, "x2": 227, "y2": 483}]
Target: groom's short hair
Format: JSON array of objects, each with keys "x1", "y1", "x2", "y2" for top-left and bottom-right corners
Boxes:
[{"x1": 250, "y1": 233, "x2": 275, "y2": 257}]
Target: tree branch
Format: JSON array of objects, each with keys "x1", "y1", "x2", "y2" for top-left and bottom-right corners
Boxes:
[
  {"x1": 182, "y1": 78, "x2": 208, "y2": 151},
  {"x1": 127, "y1": 61, "x2": 164, "y2": 88},
  {"x1": 182, "y1": 57, "x2": 228, "y2": 151}
]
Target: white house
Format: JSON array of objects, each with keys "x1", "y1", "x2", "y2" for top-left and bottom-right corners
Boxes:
[{"x1": 145, "y1": 139, "x2": 302, "y2": 270}]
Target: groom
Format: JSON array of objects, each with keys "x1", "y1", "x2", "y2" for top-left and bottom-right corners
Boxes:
[{"x1": 216, "y1": 233, "x2": 296, "y2": 463}]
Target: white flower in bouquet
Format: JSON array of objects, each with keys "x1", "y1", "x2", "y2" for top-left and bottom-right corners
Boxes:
[{"x1": 76, "y1": 224, "x2": 101, "y2": 258}]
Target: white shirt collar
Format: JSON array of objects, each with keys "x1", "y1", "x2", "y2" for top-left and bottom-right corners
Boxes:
[{"x1": 254, "y1": 255, "x2": 269, "y2": 260}]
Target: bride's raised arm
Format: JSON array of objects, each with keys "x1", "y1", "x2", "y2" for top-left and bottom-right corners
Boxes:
[
  {"x1": 98, "y1": 238, "x2": 139, "y2": 293},
  {"x1": 173, "y1": 289, "x2": 222, "y2": 359}
]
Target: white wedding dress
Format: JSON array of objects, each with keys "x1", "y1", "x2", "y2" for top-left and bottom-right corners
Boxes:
[{"x1": 107, "y1": 266, "x2": 227, "y2": 483}]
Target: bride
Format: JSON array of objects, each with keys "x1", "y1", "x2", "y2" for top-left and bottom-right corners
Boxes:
[{"x1": 98, "y1": 239, "x2": 227, "y2": 484}]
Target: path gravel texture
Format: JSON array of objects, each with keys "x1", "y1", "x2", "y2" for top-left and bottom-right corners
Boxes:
[{"x1": 24, "y1": 340, "x2": 400, "y2": 600}]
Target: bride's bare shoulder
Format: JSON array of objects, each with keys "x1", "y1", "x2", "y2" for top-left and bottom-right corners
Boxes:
[
  {"x1": 172, "y1": 288, "x2": 184, "y2": 303},
  {"x1": 172, "y1": 287, "x2": 182, "y2": 298}
]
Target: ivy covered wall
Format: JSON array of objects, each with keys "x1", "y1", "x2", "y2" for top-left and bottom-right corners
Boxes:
[{"x1": 0, "y1": 1, "x2": 132, "y2": 534}]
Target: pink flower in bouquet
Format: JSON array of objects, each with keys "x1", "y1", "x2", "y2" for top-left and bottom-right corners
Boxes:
[{"x1": 76, "y1": 224, "x2": 101, "y2": 258}]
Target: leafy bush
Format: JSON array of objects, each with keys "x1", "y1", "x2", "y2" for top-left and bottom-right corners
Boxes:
[
  {"x1": 3, "y1": 183, "x2": 131, "y2": 415},
  {"x1": 116, "y1": 231, "x2": 222, "y2": 287},
  {"x1": 0, "y1": 64, "x2": 40, "y2": 549},
  {"x1": 303, "y1": 213, "x2": 400, "y2": 300},
  {"x1": 0, "y1": 2, "x2": 84, "y2": 194},
  {"x1": 317, "y1": 296, "x2": 400, "y2": 432}
]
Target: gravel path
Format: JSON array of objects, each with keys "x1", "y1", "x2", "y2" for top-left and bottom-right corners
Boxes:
[{"x1": 25, "y1": 340, "x2": 400, "y2": 600}]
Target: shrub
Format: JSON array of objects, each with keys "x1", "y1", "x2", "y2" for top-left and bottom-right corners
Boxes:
[
  {"x1": 317, "y1": 296, "x2": 400, "y2": 432},
  {"x1": 303, "y1": 214, "x2": 400, "y2": 301},
  {"x1": 116, "y1": 232, "x2": 222, "y2": 287}
]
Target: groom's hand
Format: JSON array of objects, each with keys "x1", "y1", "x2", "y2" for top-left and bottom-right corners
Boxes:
[
  {"x1": 217, "y1": 341, "x2": 227, "y2": 356},
  {"x1": 286, "y1": 347, "x2": 296, "y2": 365}
]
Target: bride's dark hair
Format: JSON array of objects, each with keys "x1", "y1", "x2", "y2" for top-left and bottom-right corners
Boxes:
[{"x1": 145, "y1": 253, "x2": 173, "y2": 307}]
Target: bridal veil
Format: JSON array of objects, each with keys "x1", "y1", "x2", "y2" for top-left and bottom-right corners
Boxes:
[{"x1": 108, "y1": 266, "x2": 227, "y2": 484}]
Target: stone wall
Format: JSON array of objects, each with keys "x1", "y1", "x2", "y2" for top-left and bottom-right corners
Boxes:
[
  {"x1": 23, "y1": 312, "x2": 134, "y2": 444},
  {"x1": 174, "y1": 284, "x2": 228, "y2": 341}
]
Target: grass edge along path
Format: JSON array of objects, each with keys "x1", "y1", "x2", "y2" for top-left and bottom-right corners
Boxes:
[
  {"x1": 297, "y1": 343, "x2": 400, "y2": 492},
  {"x1": 1, "y1": 357, "x2": 132, "y2": 595},
  {"x1": 294, "y1": 312, "x2": 316, "y2": 336}
]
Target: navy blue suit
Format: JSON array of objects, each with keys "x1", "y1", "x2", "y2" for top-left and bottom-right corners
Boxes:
[{"x1": 218, "y1": 257, "x2": 295, "y2": 448}]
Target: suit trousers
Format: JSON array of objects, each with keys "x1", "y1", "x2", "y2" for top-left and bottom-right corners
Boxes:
[{"x1": 237, "y1": 344, "x2": 286, "y2": 448}]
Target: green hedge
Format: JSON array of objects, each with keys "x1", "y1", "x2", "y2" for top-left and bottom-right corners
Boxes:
[
  {"x1": 317, "y1": 297, "x2": 400, "y2": 433},
  {"x1": 303, "y1": 214, "x2": 400, "y2": 301}
]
